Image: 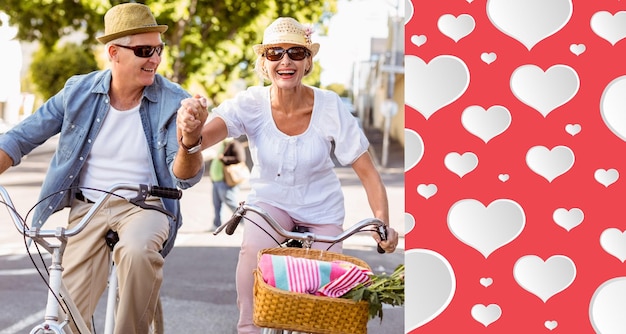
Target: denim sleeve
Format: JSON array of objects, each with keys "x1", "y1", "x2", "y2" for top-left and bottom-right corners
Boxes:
[{"x1": 0, "y1": 89, "x2": 65, "y2": 166}]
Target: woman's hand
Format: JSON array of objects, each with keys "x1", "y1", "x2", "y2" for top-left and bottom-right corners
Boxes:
[
  {"x1": 373, "y1": 225, "x2": 399, "y2": 253},
  {"x1": 177, "y1": 95, "x2": 209, "y2": 140}
]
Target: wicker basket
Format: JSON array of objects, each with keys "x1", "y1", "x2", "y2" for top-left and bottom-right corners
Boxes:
[{"x1": 253, "y1": 247, "x2": 371, "y2": 334}]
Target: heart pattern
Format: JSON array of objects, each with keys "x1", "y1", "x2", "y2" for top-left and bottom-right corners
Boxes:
[
  {"x1": 526, "y1": 145, "x2": 575, "y2": 182},
  {"x1": 406, "y1": 1, "x2": 626, "y2": 332},
  {"x1": 448, "y1": 199, "x2": 525, "y2": 258},
  {"x1": 590, "y1": 11, "x2": 626, "y2": 45},
  {"x1": 471, "y1": 304, "x2": 501, "y2": 327},
  {"x1": 486, "y1": 0, "x2": 573, "y2": 50},
  {"x1": 405, "y1": 55, "x2": 469, "y2": 120},
  {"x1": 438, "y1": 14, "x2": 475, "y2": 42},
  {"x1": 510, "y1": 65, "x2": 580, "y2": 117},
  {"x1": 513, "y1": 255, "x2": 576, "y2": 302}
]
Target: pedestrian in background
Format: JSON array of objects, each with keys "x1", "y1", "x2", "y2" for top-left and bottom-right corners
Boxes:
[
  {"x1": 0, "y1": 3, "x2": 204, "y2": 333},
  {"x1": 209, "y1": 137, "x2": 246, "y2": 231}
]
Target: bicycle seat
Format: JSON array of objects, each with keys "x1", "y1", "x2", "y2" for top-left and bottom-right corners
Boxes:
[
  {"x1": 105, "y1": 229, "x2": 119, "y2": 250},
  {"x1": 283, "y1": 226, "x2": 310, "y2": 248}
]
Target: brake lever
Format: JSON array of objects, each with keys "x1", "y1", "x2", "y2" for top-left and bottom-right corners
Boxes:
[
  {"x1": 377, "y1": 224, "x2": 388, "y2": 254},
  {"x1": 129, "y1": 185, "x2": 176, "y2": 221}
]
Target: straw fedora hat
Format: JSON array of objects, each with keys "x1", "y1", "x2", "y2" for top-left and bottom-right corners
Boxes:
[
  {"x1": 96, "y1": 3, "x2": 168, "y2": 44},
  {"x1": 253, "y1": 17, "x2": 320, "y2": 57}
]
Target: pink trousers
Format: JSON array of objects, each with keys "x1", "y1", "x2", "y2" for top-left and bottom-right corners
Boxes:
[{"x1": 236, "y1": 202, "x2": 343, "y2": 334}]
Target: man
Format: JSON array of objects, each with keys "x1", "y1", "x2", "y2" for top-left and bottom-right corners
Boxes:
[{"x1": 0, "y1": 3, "x2": 204, "y2": 333}]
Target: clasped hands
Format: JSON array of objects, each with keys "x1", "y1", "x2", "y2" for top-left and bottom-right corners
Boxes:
[{"x1": 177, "y1": 95, "x2": 209, "y2": 146}]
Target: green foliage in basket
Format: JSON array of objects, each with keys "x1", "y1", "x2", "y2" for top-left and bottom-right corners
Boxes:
[{"x1": 341, "y1": 264, "x2": 405, "y2": 321}]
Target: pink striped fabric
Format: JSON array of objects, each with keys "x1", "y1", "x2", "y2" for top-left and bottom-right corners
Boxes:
[
  {"x1": 258, "y1": 253, "x2": 373, "y2": 297},
  {"x1": 286, "y1": 255, "x2": 322, "y2": 294},
  {"x1": 319, "y1": 264, "x2": 372, "y2": 297}
]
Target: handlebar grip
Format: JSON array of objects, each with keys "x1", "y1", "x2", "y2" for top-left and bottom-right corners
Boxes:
[
  {"x1": 150, "y1": 186, "x2": 183, "y2": 199},
  {"x1": 225, "y1": 215, "x2": 243, "y2": 235},
  {"x1": 377, "y1": 224, "x2": 388, "y2": 254}
]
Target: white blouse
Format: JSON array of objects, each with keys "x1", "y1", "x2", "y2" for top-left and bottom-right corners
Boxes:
[{"x1": 213, "y1": 86, "x2": 369, "y2": 225}]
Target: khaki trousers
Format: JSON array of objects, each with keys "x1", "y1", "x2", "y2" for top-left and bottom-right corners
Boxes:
[{"x1": 62, "y1": 197, "x2": 169, "y2": 334}]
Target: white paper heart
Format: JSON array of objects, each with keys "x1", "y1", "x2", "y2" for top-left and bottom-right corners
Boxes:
[
  {"x1": 410, "y1": 34, "x2": 427, "y2": 47},
  {"x1": 594, "y1": 168, "x2": 619, "y2": 187},
  {"x1": 405, "y1": 129, "x2": 424, "y2": 172},
  {"x1": 486, "y1": 0, "x2": 573, "y2": 50},
  {"x1": 471, "y1": 304, "x2": 501, "y2": 327},
  {"x1": 461, "y1": 105, "x2": 511, "y2": 143},
  {"x1": 480, "y1": 277, "x2": 493, "y2": 287},
  {"x1": 498, "y1": 174, "x2": 509, "y2": 182},
  {"x1": 545, "y1": 320, "x2": 558, "y2": 330},
  {"x1": 526, "y1": 145, "x2": 575, "y2": 182},
  {"x1": 480, "y1": 52, "x2": 497, "y2": 64},
  {"x1": 417, "y1": 184, "x2": 438, "y2": 199},
  {"x1": 404, "y1": 0, "x2": 414, "y2": 25},
  {"x1": 565, "y1": 123, "x2": 581, "y2": 136},
  {"x1": 444, "y1": 152, "x2": 478, "y2": 178},
  {"x1": 405, "y1": 213, "x2": 416, "y2": 234},
  {"x1": 553, "y1": 208, "x2": 584, "y2": 232},
  {"x1": 601, "y1": 76, "x2": 626, "y2": 141},
  {"x1": 405, "y1": 249, "x2": 456, "y2": 331},
  {"x1": 438, "y1": 14, "x2": 475, "y2": 42},
  {"x1": 513, "y1": 255, "x2": 576, "y2": 302},
  {"x1": 405, "y1": 55, "x2": 470, "y2": 120},
  {"x1": 448, "y1": 199, "x2": 525, "y2": 258},
  {"x1": 510, "y1": 64, "x2": 580, "y2": 117},
  {"x1": 600, "y1": 228, "x2": 626, "y2": 263},
  {"x1": 590, "y1": 11, "x2": 626, "y2": 46},
  {"x1": 569, "y1": 43, "x2": 586, "y2": 56},
  {"x1": 590, "y1": 277, "x2": 626, "y2": 333}
]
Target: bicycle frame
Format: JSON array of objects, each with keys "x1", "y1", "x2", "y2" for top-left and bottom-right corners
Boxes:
[
  {"x1": 0, "y1": 184, "x2": 179, "y2": 334},
  {"x1": 215, "y1": 202, "x2": 388, "y2": 334}
]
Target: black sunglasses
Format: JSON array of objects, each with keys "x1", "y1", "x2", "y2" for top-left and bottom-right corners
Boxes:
[
  {"x1": 263, "y1": 47, "x2": 311, "y2": 61},
  {"x1": 114, "y1": 44, "x2": 165, "y2": 58}
]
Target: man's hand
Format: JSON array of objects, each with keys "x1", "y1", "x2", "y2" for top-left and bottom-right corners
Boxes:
[{"x1": 177, "y1": 95, "x2": 209, "y2": 146}]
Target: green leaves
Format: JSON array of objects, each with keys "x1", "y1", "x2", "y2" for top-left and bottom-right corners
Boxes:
[
  {"x1": 341, "y1": 264, "x2": 405, "y2": 321},
  {"x1": 4, "y1": 0, "x2": 336, "y2": 104}
]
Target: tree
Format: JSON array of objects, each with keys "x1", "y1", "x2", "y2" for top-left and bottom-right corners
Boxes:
[
  {"x1": 30, "y1": 43, "x2": 99, "y2": 100},
  {"x1": 3, "y1": 0, "x2": 337, "y2": 105}
]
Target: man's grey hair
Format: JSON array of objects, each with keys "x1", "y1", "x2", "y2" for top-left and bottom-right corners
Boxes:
[{"x1": 104, "y1": 36, "x2": 132, "y2": 60}]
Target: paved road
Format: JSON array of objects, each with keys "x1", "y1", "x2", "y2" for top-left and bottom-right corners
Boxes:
[{"x1": 0, "y1": 134, "x2": 405, "y2": 333}]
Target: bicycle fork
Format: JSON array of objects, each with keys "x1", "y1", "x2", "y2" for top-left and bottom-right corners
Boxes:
[
  {"x1": 29, "y1": 246, "x2": 66, "y2": 334},
  {"x1": 104, "y1": 264, "x2": 118, "y2": 334},
  {"x1": 30, "y1": 241, "x2": 89, "y2": 334}
]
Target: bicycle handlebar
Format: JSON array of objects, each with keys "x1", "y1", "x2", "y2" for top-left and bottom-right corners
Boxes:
[
  {"x1": 214, "y1": 202, "x2": 388, "y2": 253},
  {"x1": 0, "y1": 183, "x2": 182, "y2": 239}
]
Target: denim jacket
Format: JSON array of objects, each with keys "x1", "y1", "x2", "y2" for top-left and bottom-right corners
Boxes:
[{"x1": 0, "y1": 70, "x2": 203, "y2": 257}]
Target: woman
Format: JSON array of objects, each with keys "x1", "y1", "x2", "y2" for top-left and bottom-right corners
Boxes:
[{"x1": 173, "y1": 17, "x2": 399, "y2": 334}]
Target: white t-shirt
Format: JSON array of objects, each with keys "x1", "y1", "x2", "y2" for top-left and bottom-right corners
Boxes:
[
  {"x1": 213, "y1": 86, "x2": 369, "y2": 225},
  {"x1": 79, "y1": 103, "x2": 155, "y2": 201}
]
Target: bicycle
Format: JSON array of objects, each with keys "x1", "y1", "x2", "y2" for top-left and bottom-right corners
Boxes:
[
  {"x1": 0, "y1": 183, "x2": 182, "y2": 334},
  {"x1": 214, "y1": 201, "x2": 388, "y2": 334}
]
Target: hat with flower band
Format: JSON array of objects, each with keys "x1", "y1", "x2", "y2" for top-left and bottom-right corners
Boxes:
[{"x1": 253, "y1": 17, "x2": 320, "y2": 57}]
